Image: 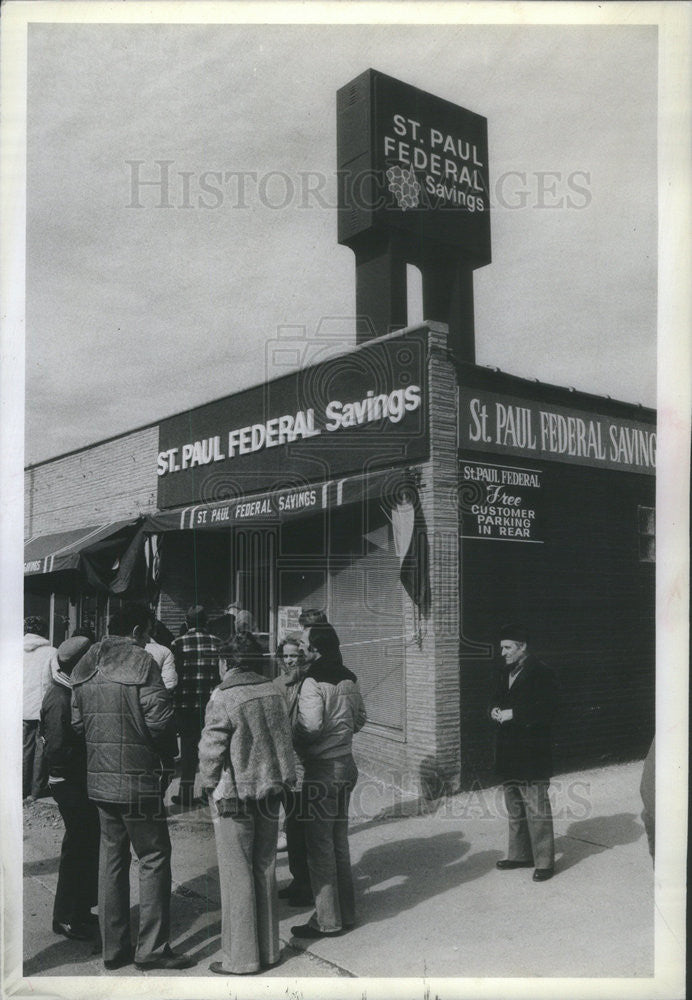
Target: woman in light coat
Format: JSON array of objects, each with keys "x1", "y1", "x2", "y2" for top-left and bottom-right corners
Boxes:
[
  {"x1": 199, "y1": 632, "x2": 296, "y2": 975},
  {"x1": 290, "y1": 622, "x2": 366, "y2": 939}
]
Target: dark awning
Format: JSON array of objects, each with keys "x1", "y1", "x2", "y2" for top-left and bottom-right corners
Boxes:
[
  {"x1": 143, "y1": 468, "x2": 419, "y2": 533},
  {"x1": 24, "y1": 521, "x2": 137, "y2": 576}
]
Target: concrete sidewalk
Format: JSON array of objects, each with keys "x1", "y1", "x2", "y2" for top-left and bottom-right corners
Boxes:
[{"x1": 20, "y1": 760, "x2": 653, "y2": 982}]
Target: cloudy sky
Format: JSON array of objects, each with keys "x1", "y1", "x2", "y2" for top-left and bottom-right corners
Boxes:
[{"x1": 24, "y1": 20, "x2": 657, "y2": 465}]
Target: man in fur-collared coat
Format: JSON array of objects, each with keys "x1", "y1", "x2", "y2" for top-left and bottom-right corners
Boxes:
[
  {"x1": 490, "y1": 623, "x2": 558, "y2": 882},
  {"x1": 198, "y1": 632, "x2": 296, "y2": 976}
]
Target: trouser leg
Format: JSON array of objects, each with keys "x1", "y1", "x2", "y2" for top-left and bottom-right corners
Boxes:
[
  {"x1": 333, "y1": 785, "x2": 355, "y2": 928},
  {"x1": 285, "y1": 788, "x2": 310, "y2": 891},
  {"x1": 122, "y1": 796, "x2": 172, "y2": 963},
  {"x1": 211, "y1": 799, "x2": 260, "y2": 973},
  {"x1": 179, "y1": 723, "x2": 200, "y2": 803},
  {"x1": 522, "y1": 781, "x2": 555, "y2": 870},
  {"x1": 252, "y1": 795, "x2": 280, "y2": 967},
  {"x1": 22, "y1": 721, "x2": 38, "y2": 798},
  {"x1": 303, "y1": 763, "x2": 345, "y2": 933},
  {"x1": 96, "y1": 803, "x2": 133, "y2": 961},
  {"x1": 31, "y1": 730, "x2": 47, "y2": 799},
  {"x1": 503, "y1": 782, "x2": 533, "y2": 862},
  {"x1": 51, "y1": 782, "x2": 100, "y2": 926}
]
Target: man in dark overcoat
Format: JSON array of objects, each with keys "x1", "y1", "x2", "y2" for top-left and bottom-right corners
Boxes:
[{"x1": 490, "y1": 623, "x2": 557, "y2": 882}]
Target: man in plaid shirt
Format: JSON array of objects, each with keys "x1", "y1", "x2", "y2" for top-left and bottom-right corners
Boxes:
[{"x1": 171, "y1": 605, "x2": 221, "y2": 808}]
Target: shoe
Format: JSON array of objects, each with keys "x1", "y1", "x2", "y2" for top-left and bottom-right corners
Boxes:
[
  {"x1": 533, "y1": 868, "x2": 555, "y2": 882},
  {"x1": 209, "y1": 961, "x2": 260, "y2": 975},
  {"x1": 104, "y1": 950, "x2": 134, "y2": 970},
  {"x1": 52, "y1": 921, "x2": 93, "y2": 941},
  {"x1": 134, "y1": 947, "x2": 196, "y2": 970},
  {"x1": 291, "y1": 924, "x2": 342, "y2": 939},
  {"x1": 495, "y1": 859, "x2": 533, "y2": 870},
  {"x1": 287, "y1": 893, "x2": 314, "y2": 907}
]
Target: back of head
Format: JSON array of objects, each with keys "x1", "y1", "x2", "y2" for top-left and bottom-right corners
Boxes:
[
  {"x1": 108, "y1": 602, "x2": 150, "y2": 637},
  {"x1": 72, "y1": 626, "x2": 96, "y2": 644},
  {"x1": 185, "y1": 604, "x2": 207, "y2": 630},
  {"x1": 299, "y1": 608, "x2": 329, "y2": 628},
  {"x1": 57, "y1": 636, "x2": 92, "y2": 674},
  {"x1": 220, "y1": 630, "x2": 264, "y2": 672},
  {"x1": 24, "y1": 616, "x2": 48, "y2": 638},
  {"x1": 306, "y1": 622, "x2": 342, "y2": 663}
]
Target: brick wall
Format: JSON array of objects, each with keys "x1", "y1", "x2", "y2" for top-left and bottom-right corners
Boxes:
[
  {"x1": 24, "y1": 426, "x2": 159, "y2": 537},
  {"x1": 352, "y1": 322, "x2": 462, "y2": 798}
]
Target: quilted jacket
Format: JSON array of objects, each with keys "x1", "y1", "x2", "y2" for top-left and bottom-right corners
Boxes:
[
  {"x1": 71, "y1": 635, "x2": 177, "y2": 803},
  {"x1": 198, "y1": 668, "x2": 296, "y2": 804}
]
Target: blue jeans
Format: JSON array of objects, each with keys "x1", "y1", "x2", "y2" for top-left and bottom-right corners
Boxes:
[{"x1": 302, "y1": 755, "x2": 358, "y2": 932}]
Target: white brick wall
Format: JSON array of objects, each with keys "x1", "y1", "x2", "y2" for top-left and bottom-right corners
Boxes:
[{"x1": 25, "y1": 426, "x2": 159, "y2": 537}]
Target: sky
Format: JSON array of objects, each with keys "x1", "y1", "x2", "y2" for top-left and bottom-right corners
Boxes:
[{"x1": 24, "y1": 21, "x2": 658, "y2": 465}]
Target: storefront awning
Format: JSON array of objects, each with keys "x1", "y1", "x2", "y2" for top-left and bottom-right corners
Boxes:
[
  {"x1": 24, "y1": 520, "x2": 140, "y2": 576},
  {"x1": 143, "y1": 468, "x2": 419, "y2": 533}
]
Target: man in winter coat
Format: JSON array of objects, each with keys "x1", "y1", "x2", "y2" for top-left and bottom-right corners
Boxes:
[
  {"x1": 144, "y1": 610, "x2": 177, "y2": 690},
  {"x1": 198, "y1": 632, "x2": 296, "y2": 975},
  {"x1": 71, "y1": 603, "x2": 194, "y2": 972},
  {"x1": 489, "y1": 623, "x2": 557, "y2": 882},
  {"x1": 40, "y1": 636, "x2": 100, "y2": 941},
  {"x1": 23, "y1": 616, "x2": 56, "y2": 799}
]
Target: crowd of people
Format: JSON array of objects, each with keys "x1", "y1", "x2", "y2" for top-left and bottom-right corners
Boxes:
[
  {"x1": 23, "y1": 603, "x2": 655, "y2": 976},
  {"x1": 24, "y1": 602, "x2": 366, "y2": 974}
]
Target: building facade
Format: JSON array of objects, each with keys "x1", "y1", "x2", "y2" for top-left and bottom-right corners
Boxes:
[{"x1": 24, "y1": 321, "x2": 656, "y2": 793}]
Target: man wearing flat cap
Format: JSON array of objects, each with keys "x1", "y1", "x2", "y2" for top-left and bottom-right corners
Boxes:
[
  {"x1": 490, "y1": 624, "x2": 557, "y2": 882},
  {"x1": 40, "y1": 635, "x2": 100, "y2": 941}
]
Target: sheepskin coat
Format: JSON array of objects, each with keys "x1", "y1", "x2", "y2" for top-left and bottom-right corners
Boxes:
[{"x1": 198, "y1": 668, "x2": 296, "y2": 804}]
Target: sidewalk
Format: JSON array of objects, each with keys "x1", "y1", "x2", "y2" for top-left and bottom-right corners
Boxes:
[{"x1": 20, "y1": 760, "x2": 653, "y2": 981}]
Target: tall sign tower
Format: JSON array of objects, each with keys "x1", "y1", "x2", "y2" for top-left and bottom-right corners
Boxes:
[{"x1": 337, "y1": 69, "x2": 491, "y2": 362}]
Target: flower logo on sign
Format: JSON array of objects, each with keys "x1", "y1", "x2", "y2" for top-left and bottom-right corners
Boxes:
[{"x1": 386, "y1": 165, "x2": 420, "y2": 210}]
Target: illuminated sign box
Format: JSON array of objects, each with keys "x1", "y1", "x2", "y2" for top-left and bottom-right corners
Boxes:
[
  {"x1": 337, "y1": 69, "x2": 491, "y2": 266},
  {"x1": 156, "y1": 330, "x2": 429, "y2": 509}
]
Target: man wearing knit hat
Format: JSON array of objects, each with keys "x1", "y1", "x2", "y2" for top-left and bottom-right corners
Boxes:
[
  {"x1": 490, "y1": 623, "x2": 557, "y2": 882},
  {"x1": 40, "y1": 635, "x2": 100, "y2": 941}
]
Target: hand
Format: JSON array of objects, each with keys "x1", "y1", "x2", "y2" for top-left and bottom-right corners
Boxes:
[
  {"x1": 497, "y1": 709, "x2": 513, "y2": 724},
  {"x1": 490, "y1": 707, "x2": 502, "y2": 722},
  {"x1": 216, "y1": 795, "x2": 242, "y2": 817}
]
